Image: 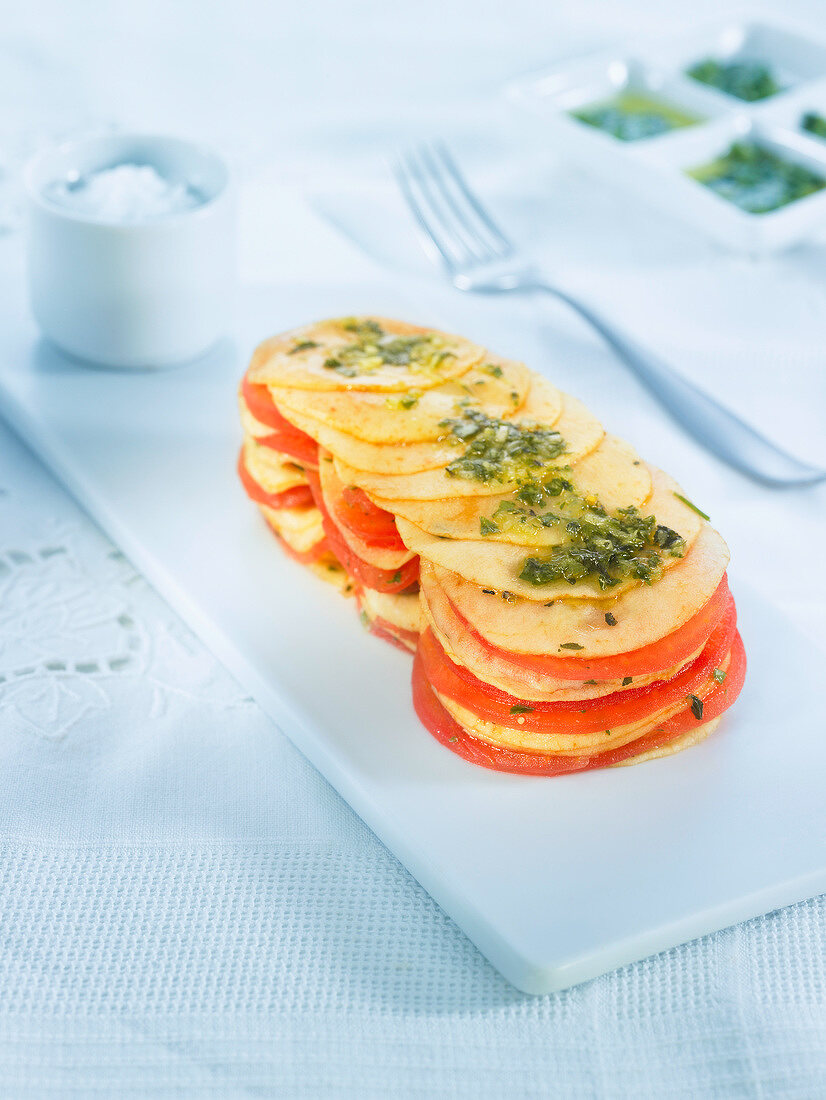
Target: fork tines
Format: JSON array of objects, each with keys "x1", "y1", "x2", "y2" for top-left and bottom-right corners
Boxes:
[{"x1": 394, "y1": 143, "x2": 513, "y2": 272}]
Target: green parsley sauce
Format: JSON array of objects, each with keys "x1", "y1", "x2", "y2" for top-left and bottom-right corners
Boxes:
[
  {"x1": 802, "y1": 112, "x2": 826, "y2": 140},
  {"x1": 385, "y1": 389, "x2": 422, "y2": 410},
  {"x1": 689, "y1": 141, "x2": 826, "y2": 214},
  {"x1": 441, "y1": 408, "x2": 686, "y2": 590},
  {"x1": 687, "y1": 58, "x2": 782, "y2": 101},
  {"x1": 288, "y1": 339, "x2": 319, "y2": 354},
  {"x1": 440, "y1": 408, "x2": 566, "y2": 483},
  {"x1": 323, "y1": 318, "x2": 457, "y2": 378},
  {"x1": 519, "y1": 504, "x2": 685, "y2": 591},
  {"x1": 572, "y1": 90, "x2": 701, "y2": 141}
]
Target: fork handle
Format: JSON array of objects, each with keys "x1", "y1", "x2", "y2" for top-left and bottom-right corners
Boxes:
[{"x1": 536, "y1": 283, "x2": 826, "y2": 488}]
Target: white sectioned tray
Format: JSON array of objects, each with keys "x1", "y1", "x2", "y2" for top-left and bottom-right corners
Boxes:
[
  {"x1": 0, "y1": 272, "x2": 824, "y2": 995},
  {"x1": 506, "y1": 20, "x2": 826, "y2": 254}
]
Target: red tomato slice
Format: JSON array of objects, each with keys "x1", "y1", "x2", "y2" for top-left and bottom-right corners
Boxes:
[
  {"x1": 237, "y1": 448, "x2": 314, "y2": 509},
  {"x1": 241, "y1": 373, "x2": 300, "y2": 432},
  {"x1": 439, "y1": 574, "x2": 731, "y2": 683},
  {"x1": 333, "y1": 484, "x2": 407, "y2": 551},
  {"x1": 240, "y1": 374, "x2": 319, "y2": 466},
  {"x1": 353, "y1": 585, "x2": 420, "y2": 652},
  {"x1": 649, "y1": 629, "x2": 746, "y2": 738},
  {"x1": 305, "y1": 467, "x2": 420, "y2": 594},
  {"x1": 256, "y1": 428, "x2": 319, "y2": 468},
  {"x1": 412, "y1": 630, "x2": 746, "y2": 776},
  {"x1": 366, "y1": 615, "x2": 419, "y2": 654},
  {"x1": 419, "y1": 595, "x2": 737, "y2": 736}
]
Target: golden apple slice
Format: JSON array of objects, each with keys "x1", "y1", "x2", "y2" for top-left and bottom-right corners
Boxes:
[
  {"x1": 377, "y1": 435, "x2": 652, "y2": 544},
  {"x1": 395, "y1": 468, "x2": 701, "y2": 601},
  {"x1": 421, "y1": 521, "x2": 727, "y2": 658},
  {"x1": 248, "y1": 317, "x2": 483, "y2": 393},
  {"x1": 335, "y1": 389, "x2": 602, "y2": 498},
  {"x1": 272, "y1": 355, "x2": 532, "y2": 444},
  {"x1": 241, "y1": 435, "x2": 309, "y2": 496}
]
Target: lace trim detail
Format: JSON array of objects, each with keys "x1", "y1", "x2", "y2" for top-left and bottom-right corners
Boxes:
[{"x1": 0, "y1": 474, "x2": 253, "y2": 740}]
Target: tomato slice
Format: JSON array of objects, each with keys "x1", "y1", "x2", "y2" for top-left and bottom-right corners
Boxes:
[
  {"x1": 333, "y1": 484, "x2": 407, "y2": 551},
  {"x1": 366, "y1": 615, "x2": 419, "y2": 654},
  {"x1": 237, "y1": 448, "x2": 314, "y2": 510},
  {"x1": 240, "y1": 374, "x2": 319, "y2": 466},
  {"x1": 419, "y1": 595, "x2": 737, "y2": 735},
  {"x1": 412, "y1": 630, "x2": 746, "y2": 776},
  {"x1": 241, "y1": 373, "x2": 299, "y2": 432},
  {"x1": 256, "y1": 428, "x2": 318, "y2": 468},
  {"x1": 438, "y1": 574, "x2": 731, "y2": 683},
  {"x1": 353, "y1": 585, "x2": 420, "y2": 652},
  {"x1": 306, "y1": 467, "x2": 420, "y2": 594},
  {"x1": 649, "y1": 630, "x2": 746, "y2": 737}
]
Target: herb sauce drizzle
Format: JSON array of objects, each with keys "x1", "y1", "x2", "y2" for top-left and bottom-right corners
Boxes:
[
  {"x1": 440, "y1": 407, "x2": 687, "y2": 590},
  {"x1": 323, "y1": 318, "x2": 457, "y2": 378}
]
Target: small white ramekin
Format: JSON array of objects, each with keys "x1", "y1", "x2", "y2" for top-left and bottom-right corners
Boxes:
[{"x1": 25, "y1": 134, "x2": 235, "y2": 368}]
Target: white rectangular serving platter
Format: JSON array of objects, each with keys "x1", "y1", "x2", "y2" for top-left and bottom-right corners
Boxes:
[
  {"x1": 506, "y1": 20, "x2": 826, "y2": 254},
  {"x1": 1, "y1": 267, "x2": 825, "y2": 994}
]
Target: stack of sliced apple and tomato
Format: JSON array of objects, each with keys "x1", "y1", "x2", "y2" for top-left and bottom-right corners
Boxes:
[
  {"x1": 237, "y1": 372, "x2": 349, "y2": 584},
  {"x1": 238, "y1": 316, "x2": 505, "y2": 649},
  {"x1": 237, "y1": 316, "x2": 745, "y2": 774}
]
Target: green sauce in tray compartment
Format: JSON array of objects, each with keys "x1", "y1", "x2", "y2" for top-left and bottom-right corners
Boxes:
[
  {"x1": 802, "y1": 112, "x2": 826, "y2": 140},
  {"x1": 687, "y1": 58, "x2": 783, "y2": 102},
  {"x1": 688, "y1": 141, "x2": 826, "y2": 214},
  {"x1": 570, "y1": 91, "x2": 701, "y2": 141}
]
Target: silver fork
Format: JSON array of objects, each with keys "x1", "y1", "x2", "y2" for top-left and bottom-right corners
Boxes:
[{"x1": 394, "y1": 143, "x2": 826, "y2": 488}]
